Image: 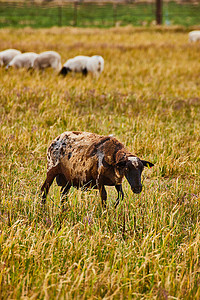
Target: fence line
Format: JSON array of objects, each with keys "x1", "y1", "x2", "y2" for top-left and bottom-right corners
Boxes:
[{"x1": 0, "y1": 1, "x2": 199, "y2": 28}]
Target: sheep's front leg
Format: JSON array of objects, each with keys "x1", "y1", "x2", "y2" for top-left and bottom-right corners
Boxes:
[{"x1": 114, "y1": 185, "x2": 124, "y2": 208}]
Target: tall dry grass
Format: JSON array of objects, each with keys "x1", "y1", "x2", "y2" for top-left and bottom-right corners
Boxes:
[{"x1": 0, "y1": 26, "x2": 199, "y2": 299}]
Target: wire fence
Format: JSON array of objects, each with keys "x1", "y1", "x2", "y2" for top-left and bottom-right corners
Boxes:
[{"x1": 0, "y1": 1, "x2": 199, "y2": 28}]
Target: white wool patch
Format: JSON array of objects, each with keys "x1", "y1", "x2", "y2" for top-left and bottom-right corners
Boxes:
[
  {"x1": 128, "y1": 156, "x2": 140, "y2": 167},
  {"x1": 128, "y1": 157, "x2": 138, "y2": 162}
]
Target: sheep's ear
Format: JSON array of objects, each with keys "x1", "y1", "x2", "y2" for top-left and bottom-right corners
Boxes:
[
  {"x1": 115, "y1": 151, "x2": 127, "y2": 168},
  {"x1": 141, "y1": 160, "x2": 154, "y2": 168}
]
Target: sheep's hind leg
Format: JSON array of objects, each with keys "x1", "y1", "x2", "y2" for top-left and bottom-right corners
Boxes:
[
  {"x1": 114, "y1": 185, "x2": 124, "y2": 208},
  {"x1": 41, "y1": 166, "x2": 60, "y2": 204},
  {"x1": 99, "y1": 185, "x2": 107, "y2": 209},
  {"x1": 41, "y1": 172, "x2": 56, "y2": 204}
]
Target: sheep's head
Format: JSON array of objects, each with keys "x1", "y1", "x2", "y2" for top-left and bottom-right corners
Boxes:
[
  {"x1": 97, "y1": 148, "x2": 154, "y2": 189},
  {"x1": 59, "y1": 66, "x2": 71, "y2": 76},
  {"x1": 125, "y1": 156, "x2": 154, "y2": 194}
]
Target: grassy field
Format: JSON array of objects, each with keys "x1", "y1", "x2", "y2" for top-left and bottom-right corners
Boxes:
[
  {"x1": 0, "y1": 2, "x2": 200, "y2": 28},
  {"x1": 0, "y1": 26, "x2": 200, "y2": 299}
]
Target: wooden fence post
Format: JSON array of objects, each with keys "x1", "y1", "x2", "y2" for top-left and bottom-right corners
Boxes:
[{"x1": 156, "y1": 0, "x2": 162, "y2": 25}]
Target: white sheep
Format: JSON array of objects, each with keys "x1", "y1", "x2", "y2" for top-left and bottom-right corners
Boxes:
[
  {"x1": 6, "y1": 52, "x2": 38, "y2": 69},
  {"x1": 60, "y1": 55, "x2": 104, "y2": 78},
  {"x1": 188, "y1": 31, "x2": 200, "y2": 42},
  {"x1": 33, "y1": 51, "x2": 62, "y2": 71},
  {"x1": 60, "y1": 55, "x2": 89, "y2": 76},
  {"x1": 0, "y1": 49, "x2": 21, "y2": 67}
]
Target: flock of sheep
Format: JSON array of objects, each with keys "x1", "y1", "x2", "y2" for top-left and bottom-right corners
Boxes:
[
  {"x1": 0, "y1": 49, "x2": 104, "y2": 77},
  {"x1": 1, "y1": 30, "x2": 199, "y2": 77}
]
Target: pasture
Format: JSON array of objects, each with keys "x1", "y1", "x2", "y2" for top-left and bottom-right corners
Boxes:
[{"x1": 0, "y1": 27, "x2": 200, "y2": 299}]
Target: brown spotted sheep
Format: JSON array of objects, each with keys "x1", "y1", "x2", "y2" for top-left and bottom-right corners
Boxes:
[{"x1": 41, "y1": 131, "x2": 154, "y2": 208}]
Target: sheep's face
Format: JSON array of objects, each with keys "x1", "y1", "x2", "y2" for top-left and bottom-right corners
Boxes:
[
  {"x1": 97, "y1": 150, "x2": 154, "y2": 188},
  {"x1": 125, "y1": 157, "x2": 144, "y2": 193},
  {"x1": 59, "y1": 66, "x2": 71, "y2": 76},
  {"x1": 125, "y1": 157, "x2": 154, "y2": 194}
]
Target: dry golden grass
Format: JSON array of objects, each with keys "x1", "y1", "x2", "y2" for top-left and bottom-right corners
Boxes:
[{"x1": 0, "y1": 26, "x2": 199, "y2": 299}]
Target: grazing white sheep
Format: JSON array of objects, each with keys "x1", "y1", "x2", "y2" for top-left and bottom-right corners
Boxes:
[
  {"x1": 33, "y1": 51, "x2": 62, "y2": 71},
  {"x1": 60, "y1": 55, "x2": 89, "y2": 76},
  {"x1": 6, "y1": 52, "x2": 38, "y2": 69},
  {"x1": 188, "y1": 31, "x2": 200, "y2": 42},
  {"x1": 60, "y1": 55, "x2": 104, "y2": 78},
  {"x1": 0, "y1": 49, "x2": 21, "y2": 67}
]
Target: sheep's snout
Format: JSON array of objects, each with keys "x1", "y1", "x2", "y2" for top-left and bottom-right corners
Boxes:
[{"x1": 131, "y1": 185, "x2": 142, "y2": 194}]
